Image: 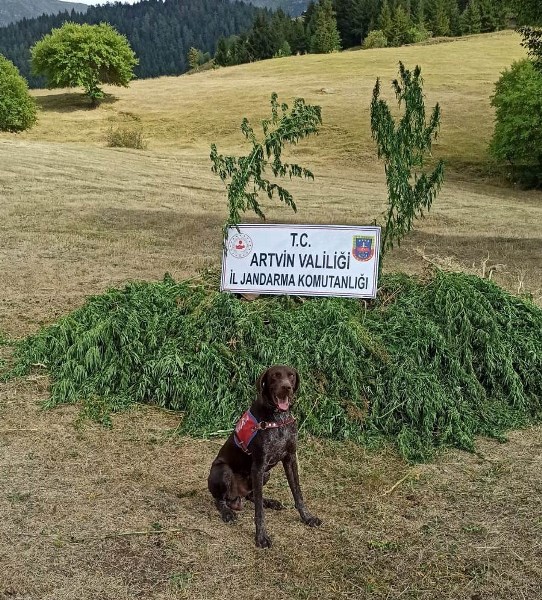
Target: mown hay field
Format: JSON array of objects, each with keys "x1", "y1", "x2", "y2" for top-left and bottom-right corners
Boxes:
[{"x1": 0, "y1": 31, "x2": 541, "y2": 599}]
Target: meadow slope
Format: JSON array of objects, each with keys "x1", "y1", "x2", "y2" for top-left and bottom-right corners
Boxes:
[
  {"x1": 7, "y1": 30, "x2": 529, "y2": 167},
  {"x1": 0, "y1": 31, "x2": 541, "y2": 600}
]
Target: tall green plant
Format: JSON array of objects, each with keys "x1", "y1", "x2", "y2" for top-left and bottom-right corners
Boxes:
[
  {"x1": 370, "y1": 63, "x2": 444, "y2": 269},
  {"x1": 210, "y1": 93, "x2": 322, "y2": 236}
]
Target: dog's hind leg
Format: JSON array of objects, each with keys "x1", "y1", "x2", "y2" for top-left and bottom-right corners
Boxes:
[
  {"x1": 208, "y1": 463, "x2": 238, "y2": 523},
  {"x1": 246, "y1": 470, "x2": 284, "y2": 510},
  {"x1": 246, "y1": 492, "x2": 284, "y2": 510}
]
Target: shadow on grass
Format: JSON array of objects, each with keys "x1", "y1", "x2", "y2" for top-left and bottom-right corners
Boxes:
[{"x1": 35, "y1": 92, "x2": 118, "y2": 113}]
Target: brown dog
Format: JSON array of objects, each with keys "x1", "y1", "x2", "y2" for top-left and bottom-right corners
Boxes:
[{"x1": 207, "y1": 365, "x2": 321, "y2": 548}]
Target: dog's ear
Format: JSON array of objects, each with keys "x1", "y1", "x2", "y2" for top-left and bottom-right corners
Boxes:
[
  {"x1": 292, "y1": 368, "x2": 300, "y2": 393},
  {"x1": 256, "y1": 368, "x2": 269, "y2": 395}
]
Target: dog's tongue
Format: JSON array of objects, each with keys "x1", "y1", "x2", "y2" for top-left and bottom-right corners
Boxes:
[{"x1": 277, "y1": 397, "x2": 290, "y2": 411}]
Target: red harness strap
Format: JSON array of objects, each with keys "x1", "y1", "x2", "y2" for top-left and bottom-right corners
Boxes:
[{"x1": 234, "y1": 409, "x2": 296, "y2": 454}]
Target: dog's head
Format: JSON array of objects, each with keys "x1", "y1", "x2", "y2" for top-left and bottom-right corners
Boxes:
[{"x1": 256, "y1": 365, "x2": 300, "y2": 412}]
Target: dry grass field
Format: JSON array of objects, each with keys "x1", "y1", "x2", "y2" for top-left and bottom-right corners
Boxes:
[{"x1": 1, "y1": 31, "x2": 541, "y2": 599}]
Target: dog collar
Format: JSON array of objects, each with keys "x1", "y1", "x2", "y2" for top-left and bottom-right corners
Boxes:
[{"x1": 233, "y1": 409, "x2": 296, "y2": 454}]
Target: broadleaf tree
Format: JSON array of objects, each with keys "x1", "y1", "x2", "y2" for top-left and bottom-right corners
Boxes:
[
  {"x1": 489, "y1": 59, "x2": 542, "y2": 187},
  {"x1": 31, "y1": 22, "x2": 138, "y2": 106},
  {"x1": 519, "y1": 26, "x2": 542, "y2": 72},
  {"x1": 0, "y1": 54, "x2": 37, "y2": 132}
]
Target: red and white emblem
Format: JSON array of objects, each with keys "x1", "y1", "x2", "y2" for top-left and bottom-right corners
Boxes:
[{"x1": 228, "y1": 233, "x2": 253, "y2": 259}]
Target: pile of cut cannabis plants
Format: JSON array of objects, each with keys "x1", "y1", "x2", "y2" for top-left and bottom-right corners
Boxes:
[{"x1": 7, "y1": 271, "x2": 542, "y2": 461}]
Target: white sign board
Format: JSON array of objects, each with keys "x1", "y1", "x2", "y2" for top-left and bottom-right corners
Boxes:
[{"x1": 221, "y1": 224, "x2": 380, "y2": 298}]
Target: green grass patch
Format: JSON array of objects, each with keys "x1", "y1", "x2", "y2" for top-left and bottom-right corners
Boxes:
[{"x1": 5, "y1": 271, "x2": 542, "y2": 461}]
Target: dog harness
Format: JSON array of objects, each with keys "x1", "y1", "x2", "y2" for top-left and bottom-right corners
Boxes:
[{"x1": 233, "y1": 409, "x2": 295, "y2": 454}]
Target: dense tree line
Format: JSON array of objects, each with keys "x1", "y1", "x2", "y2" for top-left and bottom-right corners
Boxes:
[
  {"x1": 0, "y1": 0, "x2": 259, "y2": 87},
  {"x1": 248, "y1": 0, "x2": 309, "y2": 17},
  {"x1": 214, "y1": 0, "x2": 521, "y2": 67},
  {"x1": 1, "y1": 0, "x2": 539, "y2": 88},
  {"x1": 513, "y1": 0, "x2": 542, "y2": 26},
  {"x1": 214, "y1": 0, "x2": 340, "y2": 65},
  {"x1": 336, "y1": 0, "x2": 541, "y2": 47},
  {"x1": 0, "y1": 0, "x2": 87, "y2": 27},
  {"x1": 335, "y1": 0, "x2": 511, "y2": 49}
]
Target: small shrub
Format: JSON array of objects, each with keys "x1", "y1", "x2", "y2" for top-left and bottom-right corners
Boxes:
[
  {"x1": 275, "y1": 40, "x2": 292, "y2": 57},
  {"x1": 408, "y1": 25, "x2": 431, "y2": 43},
  {"x1": 0, "y1": 54, "x2": 37, "y2": 132},
  {"x1": 106, "y1": 126, "x2": 148, "y2": 149},
  {"x1": 363, "y1": 30, "x2": 388, "y2": 49},
  {"x1": 187, "y1": 46, "x2": 204, "y2": 70},
  {"x1": 195, "y1": 60, "x2": 216, "y2": 73},
  {"x1": 187, "y1": 47, "x2": 212, "y2": 71},
  {"x1": 489, "y1": 59, "x2": 542, "y2": 188}
]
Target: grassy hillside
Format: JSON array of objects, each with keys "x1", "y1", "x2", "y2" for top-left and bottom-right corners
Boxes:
[{"x1": 11, "y1": 31, "x2": 526, "y2": 172}]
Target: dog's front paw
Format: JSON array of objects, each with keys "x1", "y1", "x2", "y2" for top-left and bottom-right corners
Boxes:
[
  {"x1": 255, "y1": 531, "x2": 272, "y2": 548},
  {"x1": 220, "y1": 508, "x2": 237, "y2": 523},
  {"x1": 302, "y1": 514, "x2": 322, "y2": 527},
  {"x1": 264, "y1": 499, "x2": 285, "y2": 510}
]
